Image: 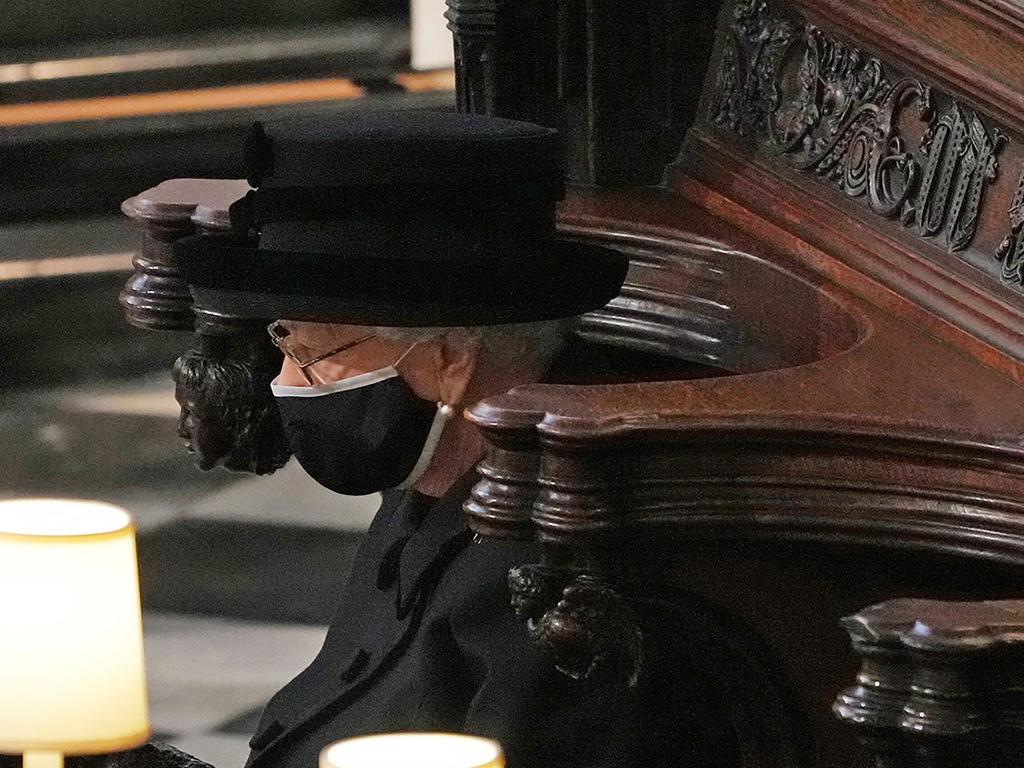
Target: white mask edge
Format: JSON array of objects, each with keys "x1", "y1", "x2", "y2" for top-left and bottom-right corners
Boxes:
[
  {"x1": 396, "y1": 403, "x2": 454, "y2": 490},
  {"x1": 270, "y1": 367, "x2": 399, "y2": 398}
]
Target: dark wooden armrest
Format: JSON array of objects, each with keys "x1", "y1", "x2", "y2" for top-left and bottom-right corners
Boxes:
[
  {"x1": 835, "y1": 598, "x2": 1024, "y2": 767},
  {"x1": 120, "y1": 178, "x2": 249, "y2": 332}
]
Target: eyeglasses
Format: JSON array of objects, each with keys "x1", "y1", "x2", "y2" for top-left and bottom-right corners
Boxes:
[{"x1": 267, "y1": 321, "x2": 378, "y2": 385}]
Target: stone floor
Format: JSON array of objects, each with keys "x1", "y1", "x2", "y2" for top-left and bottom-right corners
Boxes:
[{"x1": 1, "y1": 372, "x2": 379, "y2": 768}]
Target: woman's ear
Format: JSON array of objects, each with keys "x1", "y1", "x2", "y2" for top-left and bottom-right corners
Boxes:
[{"x1": 436, "y1": 332, "x2": 481, "y2": 406}]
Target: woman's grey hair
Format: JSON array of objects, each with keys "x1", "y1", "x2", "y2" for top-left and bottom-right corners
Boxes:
[{"x1": 375, "y1": 317, "x2": 579, "y2": 370}]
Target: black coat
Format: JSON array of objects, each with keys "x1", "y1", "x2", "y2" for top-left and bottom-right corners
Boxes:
[{"x1": 243, "y1": 472, "x2": 723, "y2": 768}]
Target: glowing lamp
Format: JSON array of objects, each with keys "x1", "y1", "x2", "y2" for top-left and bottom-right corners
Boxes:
[
  {"x1": 320, "y1": 733, "x2": 504, "y2": 768},
  {"x1": 0, "y1": 500, "x2": 151, "y2": 768}
]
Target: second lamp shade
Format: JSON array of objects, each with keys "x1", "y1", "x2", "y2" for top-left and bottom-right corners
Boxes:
[{"x1": 320, "y1": 733, "x2": 504, "y2": 768}]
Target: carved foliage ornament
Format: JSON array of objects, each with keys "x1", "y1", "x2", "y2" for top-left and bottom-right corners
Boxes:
[
  {"x1": 508, "y1": 565, "x2": 644, "y2": 687},
  {"x1": 715, "y1": 0, "x2": 1013, "y2": 272},
  {"x1": 997, "y1": 169, "x2": 1024, "y2": 286}
]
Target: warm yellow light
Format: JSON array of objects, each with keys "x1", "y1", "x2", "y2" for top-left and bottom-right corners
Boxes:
[
  {"x1": 0, "y1": 499, "x2": 150, "y2": 764},
  {"x1": 320, "y1": 733, "x2": 504, "y2": 768}
]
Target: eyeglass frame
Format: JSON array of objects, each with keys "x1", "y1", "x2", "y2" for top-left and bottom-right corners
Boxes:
[{"x1": 267, "y1": 321, "x2": 378, "y2": 385}]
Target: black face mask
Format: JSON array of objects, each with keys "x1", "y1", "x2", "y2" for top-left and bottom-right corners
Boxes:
[{"x1": 271, "y1": 367, "x2": 450, "y2": 496}]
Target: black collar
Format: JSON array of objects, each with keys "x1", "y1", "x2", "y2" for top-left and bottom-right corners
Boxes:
[{"x1": 377, "y1": 472, "x2": 479, "y2": 617}]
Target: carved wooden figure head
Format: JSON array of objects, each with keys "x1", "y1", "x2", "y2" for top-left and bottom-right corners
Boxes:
[{"x1": 172, "y1": 326, "x2": 290, "y2": 475}]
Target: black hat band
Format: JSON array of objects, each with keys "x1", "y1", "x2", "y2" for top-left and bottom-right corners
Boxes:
[
  {"x1": 256, "y1": 215, "x2": 556, "y2": 264},
  {"x1": 178, "y1": 236, "x2": 578, "y2": 303},
  {"x1": 252, "y1": 181, "x2": 565, "y2": 218}
]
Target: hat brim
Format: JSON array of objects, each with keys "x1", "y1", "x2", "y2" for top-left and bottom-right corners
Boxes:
[{"x1": 174, "y1": 233, "x2": 628, "y2": 326}]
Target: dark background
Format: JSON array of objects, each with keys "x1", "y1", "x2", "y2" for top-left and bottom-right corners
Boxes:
[{"x1": 2, "y1": 0, "x2": 407, "y2": 49}]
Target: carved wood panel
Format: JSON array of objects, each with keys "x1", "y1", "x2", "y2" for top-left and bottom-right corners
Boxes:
[{"x1": 708, "y1": 0, "x2": 1024, "y2": 295}]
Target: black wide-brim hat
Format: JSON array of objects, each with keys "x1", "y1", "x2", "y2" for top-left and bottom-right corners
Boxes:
[{"x1": 175, "y1": 111, "x2": 628, "y2": 326}]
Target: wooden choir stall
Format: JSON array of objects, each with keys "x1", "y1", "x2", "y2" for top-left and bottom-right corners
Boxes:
[{"x1": 120, "y1": 0, "x2": 1024, "y2": 765}]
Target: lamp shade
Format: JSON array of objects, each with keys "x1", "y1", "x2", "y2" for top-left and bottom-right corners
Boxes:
[
  {"x1": 320, "y1": 734, "x2": 504, "y2": 768},
  {"x1": 0, "y1": 499, "x2": 150, "y2": 755}
]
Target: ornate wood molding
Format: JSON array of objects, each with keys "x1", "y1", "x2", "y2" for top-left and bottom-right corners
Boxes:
[
  {"x1": 468, "y1": 214, "x2": 1024, "y2": 552},
  {"x1": 783, "y1": 0, "x2": 1024, "y2": 140}
]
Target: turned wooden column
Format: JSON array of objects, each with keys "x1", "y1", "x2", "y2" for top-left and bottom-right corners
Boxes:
[
  {"x1": 835, "y1": 599, "x2": 1024, "y2": 768},
  {"x1": 119, "y1": 178, "x2": 250, "y2": 331},
  {"x1": 445, "y1": 0, "x2": 560, "y2": 126},
  {"x1": 445, "y1": 0, "x2": 718, "y2": 185}
]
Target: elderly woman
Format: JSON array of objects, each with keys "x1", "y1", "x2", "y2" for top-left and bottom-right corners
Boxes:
[
  {"x1": 174, "y1": 112, "x2": 711, "y2": 768},
  {"x1": 265, "y1": 319, "x2": 570, "y2": 496}
]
